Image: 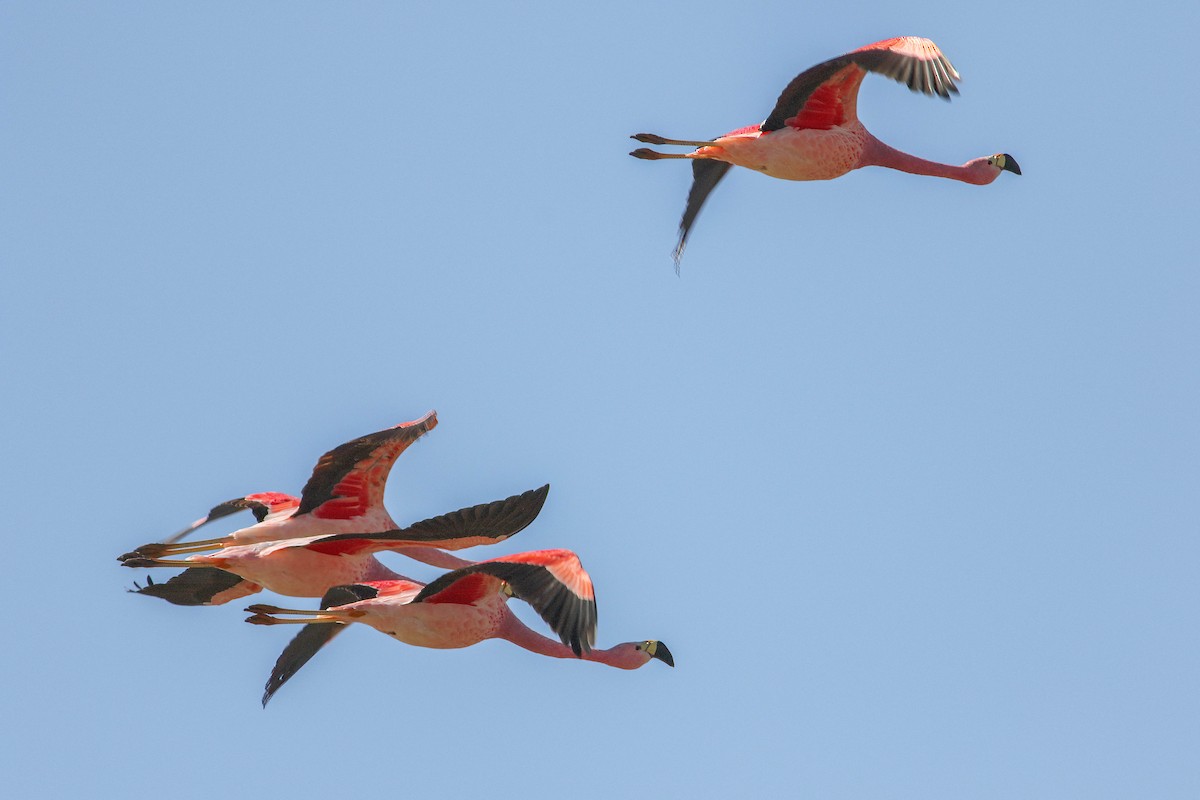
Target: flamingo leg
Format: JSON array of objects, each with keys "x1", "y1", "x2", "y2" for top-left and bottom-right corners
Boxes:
[
  {"x1": 246, "y1": 613, "x2": 342, "y2": 626},
  {"x1": 150, "y1": 541, "x2": 222, "y2": 556},
  {"x1": 124, "y1": 537, "x2": 227, "y2": 559},
  {"x1": 631, "y1": 133, "x2": 716, "y2": 147},
  {"x1": 246, "y1": 604, "x2": 361, "y2": 620}
]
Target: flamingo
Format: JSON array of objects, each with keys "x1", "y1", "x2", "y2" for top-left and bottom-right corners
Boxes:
[
  {"x1": 122, "y1": 484, "x2": 550, "y2": 603},
  {"x1": 246, "y1": 549, "x2": 674, "y2": 705},
  {"x1": 630, "y1": 37, "x2": 1021, "y2": 265},
  {"x1": 122, "y1": 412, "x2": 442, "y2": 561}
]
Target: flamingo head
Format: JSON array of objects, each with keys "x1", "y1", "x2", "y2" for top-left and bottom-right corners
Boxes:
[
  {"x1": 632, "y1": 639, "x2": 674, "y2": 668},
  {"x1": 968, "y1": 152, "x2": 1022, "y2": 184},
  {"x1": 989, "y1": 153, "x2": 1021, "y2": 176},
  {"x1": 597, "y1": 640, "x2": 674, "y2": 668}
]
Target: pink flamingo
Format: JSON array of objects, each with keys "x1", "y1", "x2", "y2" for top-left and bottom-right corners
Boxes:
[
  {"x1": 246, "y1": 549, "x2": 674, "y2": 705},
  {"x1": 123, "y1": 485, "x2": 549, "y2": 604},
  {"x1": 123, "y1": 412, "x2": 443, "y2": 560},
  {"x1": 630, "y1": 37, "x2": 1021, "y2": 265}
]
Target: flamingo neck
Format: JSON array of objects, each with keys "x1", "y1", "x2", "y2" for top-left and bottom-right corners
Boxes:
[
  {"x1": 361, "y1": 557, "x2": 409, "y2": 582},
  {"x1": 390, "y1": 546, "x2": 475, "y2": 570},
  {"x1": 496, "y1": 612, "x2": 642, "y2": 669},
  {"x1": 857, "y1": 133, "x2": 988, "y2": 185}
]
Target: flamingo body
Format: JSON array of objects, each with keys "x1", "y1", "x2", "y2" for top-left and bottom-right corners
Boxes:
[
  {"x1": 704, "y1": 124, "x2": 866, "y2": 181},
  {"x1": 201, "y1": 539, "x2": 406, "y2": 598},
  {"x1": 340, "y1": 576, "x2": 507, "y2": 649},
  {"x1": 631, "y1": 37, "x2": 1021, "y2": 263}
]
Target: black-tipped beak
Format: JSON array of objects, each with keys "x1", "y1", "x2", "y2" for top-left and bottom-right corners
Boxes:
[
  {"x1": 1001, "y1": 154, "x2": 1021, "y2": 175},
  {"x1": 650, "y1": 641, "x2": 675, "y2": 667}
]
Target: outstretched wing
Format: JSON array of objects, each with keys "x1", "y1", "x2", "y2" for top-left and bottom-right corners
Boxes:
[
  {"x1": 761, "y1": 37, "x2": 960, "y2": 133},
  {"x1": 129, "y1": 568, "x2": 259, "y2": 606},
  {"x1": 415, "y1": 549, "x2": 597, "y2": 656},
  {"x1": 294, "y1": 411, "x2": 437, "y2": 521},
  {"x1": 298, "y1": 484, "x2": 550, "y2": 557},
  {"x1": 260, "y1": 583, "x2": 380, "y2": 707},
  {"x1": 674, "y1": 159, "x2": 733, "y2": 269},
  {"x1": 162, "y1": 492, "x2": 300, "y2": 545}
]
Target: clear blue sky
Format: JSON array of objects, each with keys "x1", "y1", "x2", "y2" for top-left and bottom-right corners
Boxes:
[{"x1": 2, "y1": 3, "x2": 1197, "y2": 798}]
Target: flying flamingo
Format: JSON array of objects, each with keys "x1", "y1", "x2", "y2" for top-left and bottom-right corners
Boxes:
[
  {"x1": 123, "y1": 412, "x2": 443, "y2": 561},
  {"x1": 630, "y1": 37, "x2": 1022, "y2": 265},
  {"x1": 123, "y1": 484, "x2": 550, "y2": 604},
  {"x1": 246, "y1": 548, "x2": 674, "y2": 705}
]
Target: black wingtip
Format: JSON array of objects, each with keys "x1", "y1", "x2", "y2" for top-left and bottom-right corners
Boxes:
[
  {"x1": 260, "y1": 621, "x2": 348, "y2": 707},
  {"x1": 128, "y1": 567, "x2": 248, "y2": 606},
  {"x1": 673, "y1": 159, "x2": 732, "y2": 271}
]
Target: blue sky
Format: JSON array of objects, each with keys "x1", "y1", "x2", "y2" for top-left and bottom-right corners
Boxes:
[{"x1": 2, "y1": 2, "x2": 1197, "y2": 797}]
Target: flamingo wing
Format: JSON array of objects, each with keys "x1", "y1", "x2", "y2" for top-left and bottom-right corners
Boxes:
[
  {"x1": 294, "y1": 411, "x2": 437, "y2": 521},
  {"x1": 129, "y1": 567, "x2": 258, "y2": 606},
  {"x1": 674, "y1": 159, "x2": 733, "y2": 266},
  {"x1": 298, "y1": 484, "x2": 550, "y2": 557},
  {"x1": 162, "y1": 492, "x2": 300, "y2": 545},
  {"x1": 260, "y1": 583, "x2": 381, "y2": 707},
  {"x1": 760, "y1": 37, "x2": 961, "y2": 133},
  {"x1": 415, "y1": 549, "x2": 597, "y2": 656}
]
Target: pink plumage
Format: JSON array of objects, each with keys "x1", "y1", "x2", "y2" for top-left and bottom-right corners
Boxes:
[
  {"x1": 246, "y1": 549, "x2": 674, "y2": 706},
  {"x1": 631, "y1": 37, "x2": 1021, "y2": 265}
]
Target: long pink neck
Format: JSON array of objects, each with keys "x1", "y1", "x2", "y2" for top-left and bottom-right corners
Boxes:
[
  {"x1": 361, "y1": 557, "x2": 410, "y2": 582},
  {"x1": 390, "y1": 546, "x2": 475, "y2": 570},
  {"x1": 495, "y1": 612, "x2": 640, "y2": 669},
  {"x1": 857, "y1": 133, "x2": 988, "y2": 185}
]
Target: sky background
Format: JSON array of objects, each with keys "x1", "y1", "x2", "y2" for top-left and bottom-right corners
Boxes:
[{"x1": 2, "y1": 2, "x2": 1197, "y2": 797}]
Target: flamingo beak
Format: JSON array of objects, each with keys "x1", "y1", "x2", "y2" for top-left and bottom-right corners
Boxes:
[
  {"x1": 646, "y1": 640, "x2": 675, "y2": 667},
  {"x1": 998, "y1": 154, "x2": 1021, "y2": 175}
]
